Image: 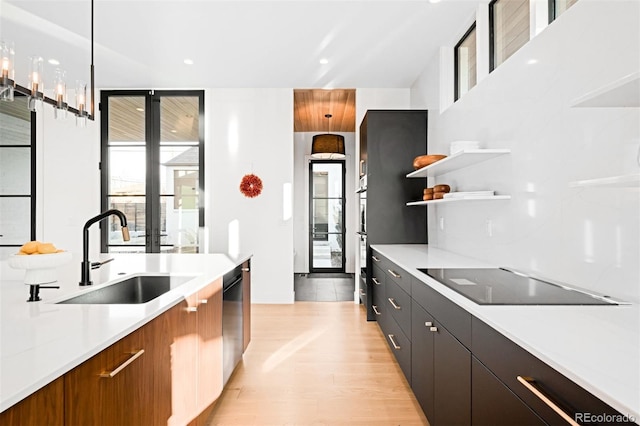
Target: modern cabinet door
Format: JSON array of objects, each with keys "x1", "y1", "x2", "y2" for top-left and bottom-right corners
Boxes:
[
  {"x1": 0, "y1": 377, "x2": 64, "y2": 426},
  {"x1": 411, "y1": 299, "x2": 471, "y2": 426},
  {"x1": 197, "y1": 278, "x2": 224, "y2": 414},
  {"x1": 471, "y1": 357, "x2": 545, "y2": 426},
  {"x1": 165, "y1": 295, "x2": 199, "y2": 426},
  {"x1": 433, "y1": 317, "x2": 471, "y2": 426},
  {"x1": 411, "y1": 300, "x2": 435, "y2": 422},
  {"x1": 64, "y1": 327, "x2": 148, "y2": 426}
]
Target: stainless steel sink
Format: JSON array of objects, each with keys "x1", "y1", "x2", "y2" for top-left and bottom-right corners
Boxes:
[{"x1": 57, "y1": 275, "x2": 194, "y2": 304}]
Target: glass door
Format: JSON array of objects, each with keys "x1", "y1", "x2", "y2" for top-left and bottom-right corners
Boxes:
[
  {"x1": 309, "y1": 160, "x2": 345, "y2": 272},
  {"x1": 101, "y1": 90, "x2": 204, "y2": 253}
]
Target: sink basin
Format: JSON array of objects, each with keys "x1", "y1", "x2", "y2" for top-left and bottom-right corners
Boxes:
[{"x1": 57, "y1": 275, "x2": 194, "y2": 304}]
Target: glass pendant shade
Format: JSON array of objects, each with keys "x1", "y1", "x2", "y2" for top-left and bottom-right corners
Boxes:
[
  {"x1": 28, "y1": 56, "x2": 43, "y2": 111},
  {"x1": 53, "y1": 68, "x2": 67, "y2": 119},
  {"x1": 1, "y1": 41, "x2": 15, "y2": 101},
  {"x1": 311, "y1": 133, "x2": 346, "y2": 159}
]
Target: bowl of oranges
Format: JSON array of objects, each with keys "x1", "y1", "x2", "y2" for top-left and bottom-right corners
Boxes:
[{"x1": 8, "y1": 241, "x2": 72, "y2": 285}]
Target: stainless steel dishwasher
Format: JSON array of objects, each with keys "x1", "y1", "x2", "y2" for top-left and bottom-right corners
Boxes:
[{"x1": 222, "y1": 265, "x2": 243, "y2": 385}]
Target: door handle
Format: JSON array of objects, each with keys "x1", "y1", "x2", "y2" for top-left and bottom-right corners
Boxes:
[
  {"x1": 517, "y1": 376, "x2": 579, "y2": 426},
  {"x1": 100, "y1": 350, "x2": 145, "y2": 378}
]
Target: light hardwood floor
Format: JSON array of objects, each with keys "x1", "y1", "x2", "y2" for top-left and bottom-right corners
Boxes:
[{"x1": 206, "y1": 302, "x2": 428, "y2": 425}]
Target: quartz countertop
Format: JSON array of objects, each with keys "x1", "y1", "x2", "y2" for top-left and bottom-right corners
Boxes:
[
  {"x1": 0, "y1": 252, "x2": 251, "y2": 412},
  {"x1": 371, "y1": 244, "x2": 640, "y2": 422}
]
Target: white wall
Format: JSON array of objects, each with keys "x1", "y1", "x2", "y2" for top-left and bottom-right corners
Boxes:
[
  {"x1": 206, "y1": 88, "x2": 294, "y2": 304},
  {"x1": 410, "y1": 0, "x2": 640, "y2": 303},
  {"x1": 0, "y1": 104, "x2": 101, "y2": 281},
  {"x1": 293, "y1": 132, "x2": 356, "y2": 274}
]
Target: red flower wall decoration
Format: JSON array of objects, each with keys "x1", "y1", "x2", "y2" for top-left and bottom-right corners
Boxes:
[{"x1": 239, "y1": 174, "x2": 263, "y2": 198}]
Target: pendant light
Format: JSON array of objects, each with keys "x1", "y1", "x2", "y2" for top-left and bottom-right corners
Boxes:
[
  {"x1": 311, "y1": 113, "x2": 345, "y2": 159},
  {"x1": 0, "y1": 0, "x2": 96, "y2": 124}
]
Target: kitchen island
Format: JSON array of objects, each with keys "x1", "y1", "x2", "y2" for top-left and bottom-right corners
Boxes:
[
  {"x1": 0, "y1": 252, "x2": 251, "y2": 419},
  {"x1": 372, "y1": 244, "x2": 639, "y2": 424}
]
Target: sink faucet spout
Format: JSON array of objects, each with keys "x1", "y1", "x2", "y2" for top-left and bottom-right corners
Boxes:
[{"x1": 80, "y1": 209, "x2": 130, "y2": 286}]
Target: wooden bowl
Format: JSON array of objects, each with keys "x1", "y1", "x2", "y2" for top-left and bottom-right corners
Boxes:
[{"x1": 413, "y1": 154, "x2": 447, "y2": 170}]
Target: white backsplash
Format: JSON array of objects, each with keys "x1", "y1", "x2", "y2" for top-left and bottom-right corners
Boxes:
[{"x1": 414, "y1": 1, "x2": 640, "y2": 302}]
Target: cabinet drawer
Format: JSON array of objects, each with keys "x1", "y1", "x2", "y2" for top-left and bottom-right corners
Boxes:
[
  {"x1": 384, "y1": 315, "x2": 412, "y2": 385},
  {"x1": 371, "y1": 264, "x2": 386, "y2": 322},
  {"x1": 472, "y1": 356, "x2": 545, "y2": 426},
  {"x1": 412, "y1": 277, "x2": 471, "y2": 348},
  {"x1": 472, "y1": 317, "x2": 632, "y2": 425},
  {"x1": 372, "y1": 251, "x2": 412, "y2": 295},
  {"x1": 386, "y1": 278, "x2": 411, "y2": 339}
]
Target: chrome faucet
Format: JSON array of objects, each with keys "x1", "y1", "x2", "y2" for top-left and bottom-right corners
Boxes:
[{"x1": 80, "y1": 209, "x2": 130, "y2": 286}]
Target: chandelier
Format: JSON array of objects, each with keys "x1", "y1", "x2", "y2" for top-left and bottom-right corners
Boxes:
[{"x1": 0, "y1": 0, "x2": 95, "y2": 126}]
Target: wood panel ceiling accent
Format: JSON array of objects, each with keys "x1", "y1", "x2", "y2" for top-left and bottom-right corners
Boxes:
[
  {"x1": 108, "y1": 96, "x2": 200, "y2": 143},
  {"x1": 294, "y1": 89, "x2": 356, "y2": 133}
]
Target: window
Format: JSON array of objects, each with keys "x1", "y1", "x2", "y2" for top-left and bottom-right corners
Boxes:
[
  {"x1": 0, "y1": 95, "x2": 35, "y2": 259},
  {"x1": 549, "y1": 0, "x2": 578, "y2": 22},
  {"x1": 490, "y1": 0, "x2": 530, "y2": 72},
  {"x1": 455, "y1": 23, "x2": 477, "y2": 101},
  {"x1": 101, "y1": 90, "x2": 204, "y2": 254}
]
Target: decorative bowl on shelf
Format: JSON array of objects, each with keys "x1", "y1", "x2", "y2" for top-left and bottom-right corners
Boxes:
[
  {"x1": 8, "y1": 252, "x2": 73, "y2": 285},
  {"x1": 413, "y1": 154, "x2": 447, "y2": 170}
]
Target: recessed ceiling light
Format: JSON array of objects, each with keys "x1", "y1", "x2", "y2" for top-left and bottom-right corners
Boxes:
[
  {"x1": 48, "y1": 59, "x2": 60, "y2": 65},
  {"x1": 184, "y1": 59, "x2": 194, "y2": 65},
  {"x1": 319, "y1": 58, "x2": 329, "y2": 65},
  {"x1": 527, "y1": 59, "x2": 538, "y2": 65},
  {"x1": 136, "y1": 107, "x2": 144, "y2": 112},
  {"x1": 171, "y1": 129, "x2": 177, "y2": 133}
]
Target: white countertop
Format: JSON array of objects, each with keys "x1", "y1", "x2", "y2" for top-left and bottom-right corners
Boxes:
[
  {"x1": 372, "y1": 244, "x2": 640, "y2": 422},
  {"x1": 0, "y1": 252, "x2": 251, "y2": 412}
]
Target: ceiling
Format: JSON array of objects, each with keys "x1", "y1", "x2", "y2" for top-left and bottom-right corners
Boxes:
[
  {"x1": 1, "y1": 0, "x2": 481, "y2": 90},
  {"x1": 293, "y1": 89, "x2": 356, "y2": 132}
]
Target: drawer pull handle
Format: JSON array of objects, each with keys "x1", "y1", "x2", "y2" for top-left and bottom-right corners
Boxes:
[
  {"x1": 425, "y1": 321, "x2": 433, "y2": 327},
  {"x1": 100, "y1": 349, "x2": 145, "y2": 378},
  {"x1": 388, "y1": 334, "x2": 401, "y2": 350},
  {"x1": 372, "y1": 277, "x2": 381, "y2": 285},
  {"x1": 388, "y1": 297, "x2": 401, "y2": 310},
  {"x1": 372, "y1": 256, "x2": 381, "y2": 262},
  {"x1": 387, "y1": 269, "x2": 401, "y2": 278},
  {"x1": 372, "y1": 305, "x2": 381, "y2": 315},
  {"x1": 241, "y1": 268, "x2": 250, "y2": 272},
  {"x1": 186, "y1": 306, "x2": 198, "y2": 312},
  {"x1": 200, "y1": 299, "x2": 208, "y2": 304},
  {"x1": 430, "y1": 326, "x2": 438, "y2": 332},
  {"x1": 517, "y1": 376, "x2": 580, "y2": 426}
]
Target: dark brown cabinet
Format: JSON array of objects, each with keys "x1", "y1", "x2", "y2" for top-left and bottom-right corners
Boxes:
[
  {"x1": 64, "y1": 326, "x2": 148, "y2": 426},
  {"x1": 1, "y1": 265, "x2": 250, "y2": 426},
  {"x1": 412, "y1": 299, "x2": 471, "y2": 426},
  {"x1": 376, "y1": 250, "x2": 632, "y2": 426},
  {"x1": 359, "y1": 110, "x2": 428, "y2": 320},
  {"x1": 471, "y1": 357, "x2": 544, "y2": 426},
  {"x1": 0, "y1": 377, "x2": 64, "y2": 426}
]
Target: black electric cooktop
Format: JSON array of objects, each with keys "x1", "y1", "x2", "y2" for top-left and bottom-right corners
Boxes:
[{"x1": 417, "y1": 268, "x2": 617, "y2": 306}]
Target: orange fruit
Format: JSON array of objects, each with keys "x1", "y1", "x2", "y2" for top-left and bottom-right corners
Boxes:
[
  {"x1": 20, "y1": 241, "x2": 40, "y2": 254},
  {"x1": 37, "y1": 242, "x2": 57, "y2": 254}
]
